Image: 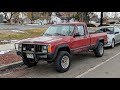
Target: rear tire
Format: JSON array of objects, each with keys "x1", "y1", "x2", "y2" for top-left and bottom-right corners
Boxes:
[
  {"x1": 23, "y1": 58, "x2": 38, "y2": 67},
  {"x1": 111, "y1": 39, "x2": 115, "y2": 48},
  {"x1": 54, "y1": 51, "x2": 71, "y2": 73},
  {"x1": 94, "y1": 42, "x2": 104, "y2": 57}
]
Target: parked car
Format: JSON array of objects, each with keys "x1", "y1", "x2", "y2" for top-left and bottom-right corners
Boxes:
[
  {"x1": 95, "y1": 26, "x2": 120, "y2": 48},
  {"x1": 15, "y1": 22, "x2": 107, "y2": 73}
]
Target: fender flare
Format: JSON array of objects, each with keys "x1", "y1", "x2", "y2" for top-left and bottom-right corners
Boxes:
[
  {"x1": 94, "y1": 38, "x2": 104, "y2": 49},
  {"x1": 53, "y1": 44, "x2": 71, "y2": 60}
]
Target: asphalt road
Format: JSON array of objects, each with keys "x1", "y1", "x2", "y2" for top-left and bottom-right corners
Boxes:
[
  {"x1": 0, "y1": 44, "x2": 120, "y2": 78},
  {"x1": 0, "y1": 23, "x2": 49, "y2": 30}
]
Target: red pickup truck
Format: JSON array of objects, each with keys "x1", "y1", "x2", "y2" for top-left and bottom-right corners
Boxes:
[{"x1": 15, "y1": 22, "x2": 107, "y2": 73}]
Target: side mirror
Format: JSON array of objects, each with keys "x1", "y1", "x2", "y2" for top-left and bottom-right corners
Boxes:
[
  {"x1": 74, "y1": 33, "x2": 80, "y2": 37},
  {"x1": 115, "y1": 32, "x2": 119, "y2": 34}
]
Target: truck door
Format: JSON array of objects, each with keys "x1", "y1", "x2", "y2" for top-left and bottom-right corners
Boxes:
[{"x1": 72, "y1": 25, "x2": 90, "y2": 52}]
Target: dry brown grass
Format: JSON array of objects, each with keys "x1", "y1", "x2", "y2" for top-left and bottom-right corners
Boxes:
[{"x1": 0, "y1": 28, "x2": 47, "y2": 41}]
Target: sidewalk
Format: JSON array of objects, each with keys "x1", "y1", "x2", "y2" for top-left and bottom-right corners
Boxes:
[
  {"x1": 0, "y1": 43, "x2": 15, "y2": 54},
  {"x1": 0, "y1": 43, "x2": 15, "y2": 51},
  {"x1": 78, "y1": 52, "x2": 120, "y2": 78}
]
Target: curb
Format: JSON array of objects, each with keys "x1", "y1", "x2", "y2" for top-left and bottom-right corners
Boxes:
[{"x1": 0, "y1": 61, "x2": 24, "y2": 71}]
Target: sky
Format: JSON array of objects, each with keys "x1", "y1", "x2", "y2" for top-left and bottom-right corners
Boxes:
[{"x1": 94, "y1": 12, "x2": 120, "y2": 18}]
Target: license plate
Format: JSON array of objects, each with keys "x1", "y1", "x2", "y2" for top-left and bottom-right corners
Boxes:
[{"x1": 26, "y1": 54, "x2": 34, "y2": 59}]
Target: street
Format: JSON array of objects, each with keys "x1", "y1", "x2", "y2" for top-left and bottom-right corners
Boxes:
[
  {"x1": 0, "y1": 44, "x2": 120, "y2": 78},
  {"x1": 0, "y1": 23, "x2": 49, "y2": 30}
]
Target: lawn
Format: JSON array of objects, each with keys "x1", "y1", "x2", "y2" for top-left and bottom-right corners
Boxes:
[{"x1": 0, "y1": 28, "x2": 47, "y2": 41}]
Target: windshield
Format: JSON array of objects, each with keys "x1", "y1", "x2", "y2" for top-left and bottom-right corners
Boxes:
[
  {"x1": 43, "y1": 25, "x2": 74, "y2": 36},
  {"x1": 106, "y1": 27, "x2": 114, "y2": 34},
  {"x1": 95, "y1": 27, "x2": 114, "y2": 34}
]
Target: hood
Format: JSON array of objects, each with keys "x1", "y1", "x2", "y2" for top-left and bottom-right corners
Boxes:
[{"x1": 19, "y1": 36, "x2": 64, "y2": 44}]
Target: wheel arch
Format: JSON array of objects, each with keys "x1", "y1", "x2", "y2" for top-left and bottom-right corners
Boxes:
[
  {"x1": 94, "y1": 38, "x2": 104, "y2": 49},
  {"x1": 53, "y1": 44, "x2": 71, "y2": 60}
]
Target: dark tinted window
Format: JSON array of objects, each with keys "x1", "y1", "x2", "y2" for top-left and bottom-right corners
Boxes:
[
  {"x1": 95, "y1": 28, "x2": 106, "y2": 33},
  {"x1": 100, "y1": 28, "x2": 106, "y2": 32}
]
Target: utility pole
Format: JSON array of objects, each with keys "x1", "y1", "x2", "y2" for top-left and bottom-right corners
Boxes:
[{"x1": 100, "y1": 12, "x2": 103, "y2": 26}]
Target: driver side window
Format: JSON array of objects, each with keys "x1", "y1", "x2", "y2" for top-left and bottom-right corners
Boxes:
[{"x1": 76, "y1": 25, "x2": 85, "y2": 36}]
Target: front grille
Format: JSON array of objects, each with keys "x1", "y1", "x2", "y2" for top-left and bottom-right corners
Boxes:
[
  {"x1": 22, "y1": 44, "x2": 42, "y2": 52},
  {"x1": 35, "y1": 45, "x2": 42, "y2": 52},
  {"x1": 22, "y1": 44, "x2": 34, "y2": 51}
]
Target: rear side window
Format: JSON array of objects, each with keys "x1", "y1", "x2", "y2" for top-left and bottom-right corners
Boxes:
[{"x1": 76, "y1": 25, "x2": 85, "y2": 36}]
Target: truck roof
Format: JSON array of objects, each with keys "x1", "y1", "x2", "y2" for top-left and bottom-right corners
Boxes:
[{"x1": 54, "y1": 22, "x2": 86, "y2": 25}]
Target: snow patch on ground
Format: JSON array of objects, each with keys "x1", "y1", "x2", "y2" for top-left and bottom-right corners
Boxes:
[
  {"x1": 0, "y1": 40, "x2": 19, "y2": 43},
  {"x1": 11, "y1": 30, "x2": 25, "y2": 33},
  {"x1": 0, "y1": 50, "x2": 12, "y2": 55}
]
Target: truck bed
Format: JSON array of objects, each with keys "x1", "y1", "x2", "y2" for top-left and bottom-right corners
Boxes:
[{"x1": 90, "y1": 32, "x2": 107, "y2": 45}]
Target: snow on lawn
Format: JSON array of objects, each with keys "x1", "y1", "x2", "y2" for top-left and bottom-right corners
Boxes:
[
  {"x1": 0, "y1": 40, "x2": 19, "y2": 44},
  {"x1": 0, "y1": 50, "x2": 12, "y2": 55},
  {"x1": 11, "y1": 30, "x2": 25, "y2": 33}
]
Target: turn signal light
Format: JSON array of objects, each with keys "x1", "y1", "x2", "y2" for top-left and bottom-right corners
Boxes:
[{"x1": 48, "y1": 45, "x2": 52, "y2": 53}]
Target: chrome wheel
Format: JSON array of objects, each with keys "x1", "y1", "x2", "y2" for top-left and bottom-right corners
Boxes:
[
  {"x1": 99, "y1": 44, "x2": 104, "y2": 55},
  {"x1": 61, "y1": 56, "x2": 69, "y2": 69},
  {"x1": 111, "y1": 39, "x2": 115, "y2": 48}
]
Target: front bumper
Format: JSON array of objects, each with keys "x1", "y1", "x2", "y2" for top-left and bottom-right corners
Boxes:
[
  {"x1": 17, "y1": 51, "x2": 55, "y2": 61},
  {"x1": 104, "y1": 42, "x2": 112, "y2": 47}
]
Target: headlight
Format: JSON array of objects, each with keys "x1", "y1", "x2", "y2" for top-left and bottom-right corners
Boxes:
[
  {"x1": 42, "y1": 46, "x2": 47, "y2": 49},
  {"x1": 23, "y1": 47, "x2": 26, "y2": 50},
  {"x1": 15, "y1": 43, "x2": 22, "y2": 51},
  {"x1": 31, "y1": 48, "x2": 34, "y2": 51},
  {"x1": 41, "y1": 45, "x2": 47, "y2": 53}
]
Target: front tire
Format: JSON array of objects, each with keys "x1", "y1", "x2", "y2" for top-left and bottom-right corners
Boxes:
[
  {"x1": 54, "y1": 51, "x2": 71, "y2": 73},
  {"x1": 23, "y1": 58, "x2": 38, "y2": 67},
  {"x1": 111, "y1": 39, "x2": 115, "y2": 48},
  {"x1": 94, "y1": 42, "x2": 104, "y2": 57}
]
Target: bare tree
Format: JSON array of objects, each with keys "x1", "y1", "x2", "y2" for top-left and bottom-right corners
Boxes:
[
  {"x1": 3, "y1": 12, "x2": 15, "y2": 23},
  {"x1": 100, "y1": 12, "x2": 103, "y2": 26},
  {"x1": 76, "y1": 12, "x2": 90, "y2": 23},
  {"x1": 114, "y1": 12, "x2": 118, "y2": 19},
  {"x1": 2, "y1": 12, "x2": 23, "y2": 24}
]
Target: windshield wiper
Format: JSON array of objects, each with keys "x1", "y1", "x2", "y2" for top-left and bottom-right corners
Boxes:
[{"x1": 54, "y1": 33, "x2": 66, "y2": 36}]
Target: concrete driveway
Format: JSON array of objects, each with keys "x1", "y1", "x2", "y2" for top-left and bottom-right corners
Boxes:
[{"x1": 77, "y1": 51, "x2": 120, "y2": 78}]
